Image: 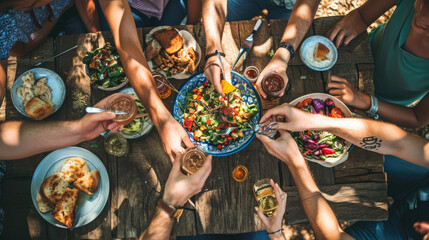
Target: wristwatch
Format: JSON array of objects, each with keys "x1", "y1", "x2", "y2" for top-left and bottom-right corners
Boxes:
[
  {"x1": 157, "y1": 198, "x2": 184, "y2": 222},
  {"x1": 277, "y1": 42, "x2": 295, "y2": 60}
]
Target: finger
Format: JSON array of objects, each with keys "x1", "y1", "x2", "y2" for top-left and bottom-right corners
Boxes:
[
  {"x1": 170, "y1": 152, "x2": 183, "y2": 176},
  {"x1": 328, "y1": 89, "x2": 345, "y2": 97},
  {"x1": 256, "y1": 73, "x2": 267, "y2": 99},
  {"x1": 344, "y1": 34, "x2": 355, "y2": 46},
  {"x1": 327, "y1": 25, "x2": 342, "y2": 42},
  {"x1": 256, "y1": 132, "x2": 274, "y2": 144},
  {"x1": 272, "y1": 122, "x2": 292, "y2": 131},
  {"x1": 223, "y1": 58, "x2": 232, "y2": 83},
  {"x1": 89, "y1": 111, "x2": 116, "y2": 122},
  {"x1": 192, "y1": 155, "x2": 213, "y2": 183},
  {"x1": 182, "y1": 133, "x2": 194, "y2": 148},
  {"x1": 335, "y1": 30, "x2": 346, "y2": 48},
  {"x1": 255, "y1": 207, "x2": 269, "y2": 226},
  {"x1": 330, "y1": 75, "x2": 348, "y2": 83},
  {"x1": 326, "y1": 82, "x2": 345, "y2": 90},
  {"x1": 271, "y1": 179, "x2": 281, "y2": 201},
  {"x1": 259, "y1": 104, "x2": 289, "y2": 123}
]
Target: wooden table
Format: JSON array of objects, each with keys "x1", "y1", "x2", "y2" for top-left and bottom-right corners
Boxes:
[{"x1": 1, "y1": 17, "x2": 387, "y2": 239}]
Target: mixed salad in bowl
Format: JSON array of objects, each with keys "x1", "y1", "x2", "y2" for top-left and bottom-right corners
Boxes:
[
  {"x1": 182, "y1": 81, "x2": 258, "y2": 150},
  {"x1": 289, "y1": 94, "x2": 352, "y2": 167}
]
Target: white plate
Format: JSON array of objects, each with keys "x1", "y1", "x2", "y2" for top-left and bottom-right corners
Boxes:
[
  {"x1": 299, "y1": 36, "x2": 338, "y2": 71},
  {"x1": 30, "y1": 147, "x2": 109, "y2": 228},
  {"x1": 11, "y1": 68, "x2": 66, "y2": 118},
  {"x1": 119, "y1": 87, "x2": 154, "y2": 139},
  {"x1": 289, "y1": 93, "x2": 352, "y2": 168},
  {"x1": 146, "y1": 26, "x2": 202, "y2": 79}
]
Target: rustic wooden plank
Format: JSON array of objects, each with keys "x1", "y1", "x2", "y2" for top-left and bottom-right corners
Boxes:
[
  {"x1": 357, "y1": 63, "x2": 375, "y2": 96},
  {"x1": 321, "y1": 63, "x2": 358, "y2": 90},
  {"x1": 284, "y1": 182, "x2": 388, "y2": 225},
  {"x1": 313, "y1": 17, "x2": 373, "y2": 64}
]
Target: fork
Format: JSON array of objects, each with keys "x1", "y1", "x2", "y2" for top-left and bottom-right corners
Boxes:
[{"x1": 231, "y1": 19, "x2": 262, "y2": 70}]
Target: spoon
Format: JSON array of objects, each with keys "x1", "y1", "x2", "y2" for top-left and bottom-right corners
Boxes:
[{"x1": 85, "y1": 107, "x2": 127, "y2": 115}]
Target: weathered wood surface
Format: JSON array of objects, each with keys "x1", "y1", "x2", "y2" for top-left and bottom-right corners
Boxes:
[{"x1": 2, "y1": 18, "x2": 386, "y2": 239}]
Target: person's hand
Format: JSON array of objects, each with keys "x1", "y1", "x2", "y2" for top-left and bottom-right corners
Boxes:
[
  {"x1": 256, "y1": 129, "x2": 304, "y2": 166},
  {"x1": 255, "y1": 179, "x2": 287, "y2": 236},
  {"x1": 326, "y1": 75, "x2": 370, "y2": 110},
  {"x1": 414, "y1": 221, "x2": 429, "y2": 240},
  {"x1": 163, "y1": 153, "x2": 212, "y2": 207},
  {"x1": 156, "y1": 115, "x2": 194, "y2": 162},
  {"x1": 257, "y1": 49, "x2": 289, "y2": 99},
  {"x1": 77, "y1": 94, "x2": 122, "y2": 141},
  {"x1": 259, "y1": 103, "x2": 319, "y2": 132},
  {"x1": 204, "y1": 54, "x2": 231, "y2": 98},
  {"x1": 327, "y1": 9, "x2": 368, "y2": 48}
]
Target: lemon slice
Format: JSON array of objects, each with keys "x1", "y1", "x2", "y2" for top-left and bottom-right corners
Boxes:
[{"x1": 221, "y1": 79, "x2": 236, "y2": 94}]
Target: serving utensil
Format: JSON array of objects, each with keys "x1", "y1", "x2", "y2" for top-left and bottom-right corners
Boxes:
[
  {"x1": 85, "y1": 107, "x2": 127, "y2": 115},
  {"x1": 216, "y1": 50, "x2": 236, "y2": 96},
  {"x1": 231, "y1": 19, "x2": 262, "y2": 70},
  {"x1": 214, "y1": 127, "x2": 253, "y2": 136},
  {"x1": 34, "y1": 45, "x2": 79, "y2": 67}
]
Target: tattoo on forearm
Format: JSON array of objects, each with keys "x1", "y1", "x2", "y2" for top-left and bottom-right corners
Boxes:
[{"x1": 360, "y1": 136, "x2": 382, "y2": 150}]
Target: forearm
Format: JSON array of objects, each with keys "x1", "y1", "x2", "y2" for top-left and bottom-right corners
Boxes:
[
  {"x1": 202, "y1": 0, "x2": 227, "y2": 53},
  {"x1": 357, "y1": 0, "x2": 396, "y2": 26},
  {"x1": 139, "y1": 206, "x2": 175, "y2": 240},
  {"x1": 74, "y1": 0, "x2": 100, "y2": 32},
  {"x1": 309, "y1": 116, "x2": 429, "y2": 168},
  {"x1": 99, "y1": 0, "x2": 171, "y2": 125},
  {"x1": 288, "y1": 159, "x2": 352, "y2": 240},
  {"x1": 0, "y1": 121, "x2": 84, "y2": 160}
]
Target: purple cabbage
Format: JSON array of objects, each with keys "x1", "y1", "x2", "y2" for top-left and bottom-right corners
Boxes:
[{"x1": 305, "y1": 142, "x2": 318, "y2": 150}]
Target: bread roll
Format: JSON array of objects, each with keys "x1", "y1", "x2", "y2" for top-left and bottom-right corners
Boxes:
[{"x1": 25, "y1": 97, "x2": 54, "y2": 120}]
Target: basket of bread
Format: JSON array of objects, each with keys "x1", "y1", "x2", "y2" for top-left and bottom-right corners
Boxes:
[
  {"x1": 12, "y1": 69, "x2": 65, "y2": 120},
  {"x1": 145, "y1": 26, "x2": 201, "y2": 79},
  {"x1": 31, "y1": 147, "x2": 109, "y2": 229}
]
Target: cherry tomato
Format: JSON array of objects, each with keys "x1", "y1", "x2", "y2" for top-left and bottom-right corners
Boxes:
[
  {"x1": 232, "y1": 122, "x2": 237, "y2": 126},
  {"x1": 196, "y1": 95, "x2": 202, "y2": 100},
  {"x1": 206, "y1": 119, "x2": 211, "y2": 125},
  {"x1": 193, "y1": 136, "x2": 199, "y2": 141},
  {"x1": 231, "y1": 129, "x2": 237, "y2": 134},
  {"x1": 224, "y1": 141, "x2": 229, "y2": 146},
  {"x1": 296, "y1": 101, "x2": 303, "y2": 108},
  {"x1": 331, "y1": 107, "x2": 344, "y2": 118},
  {"x1": 183, "y1": 118, "x2": 193, "y2": 128},
  {"x1": 234, "y1": 109, "x2": 240, "y2": 115},
  {"x1": 227, "y1": 136, "x2": 233, "y2": 141},
  {"x1": 302, "y1": 98, "x2": 313, "y2": 107},
  {"x1": 217, "y1": 144, "x2": 222, "y2": 150},
  {"x1": 203, "y1": 82, "x2": 209, "y2": 87}
]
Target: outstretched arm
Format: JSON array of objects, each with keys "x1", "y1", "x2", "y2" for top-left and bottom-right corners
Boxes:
[
  {"x1": 99, "y1": 0, "x2": 193, "y2": 162},
  {"x1": 261, "y1": 103, "x2": 429, "y2": 169},
  {"x1": 257, "y1": 132, "x2": 354, "y2": 240},
  {"x1": 0, "y1": 60, "x2": 6, "y2": 108},
  {"x1": 256, "y1": 0, "x2": 320, "y2": 99}
]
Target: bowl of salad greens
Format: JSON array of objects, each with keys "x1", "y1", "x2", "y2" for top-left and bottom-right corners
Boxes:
[
  {"x1": 83, "y1": 42, "x2": 129, "y2": 91},
  {"x1": 172, "y1": 71, "x2": 262, "y2": 156},
  {"x1": 289, "y1": 93, "x2": 353, "y2": 168},
  {"x1": 119, "y1": 87, "x2": 154, "y2": 139}
]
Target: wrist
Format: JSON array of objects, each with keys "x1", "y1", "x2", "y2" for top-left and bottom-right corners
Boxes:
[
  {"x1": 205, "y1": 41, "x2": 223, "y2": 54},
  {"x1": 273, "y1": 48, "x2": 291, "y2": 64},
  {"x1": 359, "y1": 93, "x2": 371, "y2": 111},
  {"x1": 72, "y1": 120, "x2": 87, "y2": 142}
]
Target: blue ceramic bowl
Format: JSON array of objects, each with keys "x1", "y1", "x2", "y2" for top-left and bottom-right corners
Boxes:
[{"x1": 172, "y1": 71, "x2": 262, "y2": 156}]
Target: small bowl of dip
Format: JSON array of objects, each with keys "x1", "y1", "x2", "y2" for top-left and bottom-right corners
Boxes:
[
  {"x1": 244, "y1": 66, "x2": 259, "y2": 82},
  {"x1": 300, "y1": 36, "x2": 337, "y2": 71}
]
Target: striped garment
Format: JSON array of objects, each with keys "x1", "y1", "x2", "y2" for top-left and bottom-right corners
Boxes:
[{"x1": 128, "y1": 0, "x2": 170, "y2": 20}]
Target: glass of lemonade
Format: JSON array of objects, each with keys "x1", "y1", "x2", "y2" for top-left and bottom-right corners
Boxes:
[
  {"x1": 253, "y1": 178, "x2": 279, "y2": 217},
  {"x1": 181, "y1": 147, "x2": 206, "y2": 175},
  {"x1": 106, "y1": 93, "x2": 137, "y2": 125},
  {"x1": 153, "y1": 72, "x2": 172, "y2": 99},
  {"x1": 104, "y1": 131, "x2": 129, "y2": 157}
]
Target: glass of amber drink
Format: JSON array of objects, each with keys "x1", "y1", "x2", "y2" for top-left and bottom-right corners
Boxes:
[
  {"x1": 104, "y1": 131, "x2": 128, "y2": 157},
  {"x1": 181, "y1": 148, "x2": 206, "y2": 175},
  {"x1": 106, "y1": 93, "x2": 137, "y2": 125},
  {"x1": 261, "y1": 74, "x2": 286, "y2": 100},
  {"x1": 232, "y1": 165, "x2": 249, "y2": 182},
  {"x1": 153, "y1": 72, "x2": 172, "y2": 99},
  {"x1": 253, "y1": 178, "x2": 279, "y2": 217}
]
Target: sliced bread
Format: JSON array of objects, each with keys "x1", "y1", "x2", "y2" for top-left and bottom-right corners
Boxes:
[
  {"x1": 40, "y1": 172, "x2": 69, "y2": 207},
  {"x1": 25, "y1": 97, "x2": 55, "y2": 120},
  {"x1": 145, "y1": 39, "x2": 162, "y2": 61},
  {"x1": 53, "y1": 188, "x2": 79, "y2": 229},
  {"x1": 154, "y1": 28, "x2": 184, "y2": 55},
  {"x1": 37, "y1": 191, "x2": 53, "y2": 213},
  {"x1": 73, "y1": 170, "x2": 100, "y2": 195},
  {"x1": 61, "y1": 157, "x2": 89, "y2": 183}
]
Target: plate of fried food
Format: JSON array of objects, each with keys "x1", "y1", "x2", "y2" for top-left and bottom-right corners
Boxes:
[
  {"x1": 12, "y1": 68, "x2": 65, "y2": 120},
  {"x1": 31, "y1": 147, "x2": 109, "y2": 229},
  {"x1": 145, "y1": 26, "x2": 201, "y2": 79}
]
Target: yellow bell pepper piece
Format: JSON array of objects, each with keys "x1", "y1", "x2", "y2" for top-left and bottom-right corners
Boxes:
[{"x1": 221, "y1": 79, "x2": 236, "y2": 94}]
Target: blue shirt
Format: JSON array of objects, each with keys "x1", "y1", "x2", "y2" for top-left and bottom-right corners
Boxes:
[
  {"x1": 369, "y1": 0, "x2": 429, "y2": 106},
  {"x1": 0, "y1": 0, "x2": 70, "y2": 60}
]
